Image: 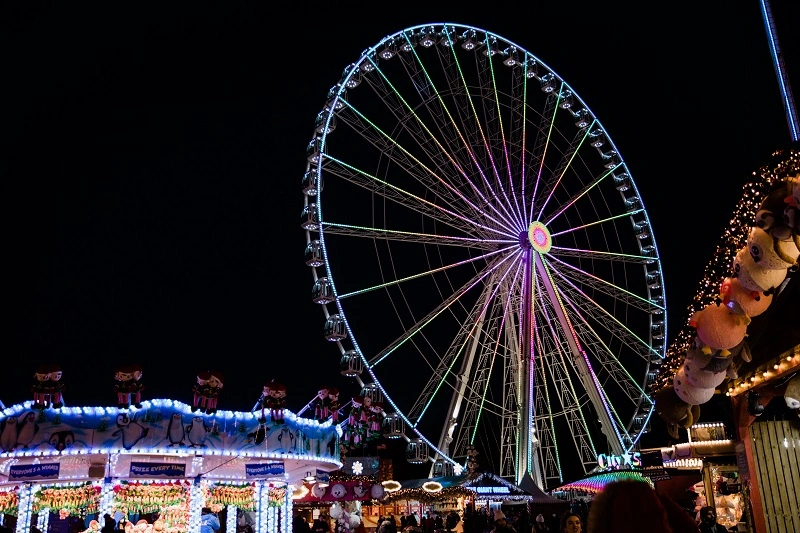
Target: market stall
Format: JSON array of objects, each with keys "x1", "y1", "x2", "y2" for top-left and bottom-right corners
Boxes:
[{"x1": 0, "y1": 398, "x2": 342, "y2": 533}]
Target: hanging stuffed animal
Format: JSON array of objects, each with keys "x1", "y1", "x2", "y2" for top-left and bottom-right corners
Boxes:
[
  {"x1": 193, "y1": 370, "x2": 211, "y2": 413},
  {"x1": 129, "y1": 364, "x2": 143, "y2": 409},
  {"x1": 313, "y1": 386, "x2": 330, "y2": 422},
  {"x1": 732, "y1": 245, "x2": 788, "y2": 295},
  {"x1": 204, "y1": 370, "x2": 224, "y2": 414},
  {"x1": 115, "y1": 366, "x2": 135, "y2": 409},
  {"x1": 346, "y1": 396, "x2": 364, "y2": 448},
  {"x1": 31, "y1": 365, "x2": 51, "y2": 409},
  {"x1": 328, "y1": 387, "x2": 341, "y2": 423},
  {"x1": 785, "y1": 373, "x2": 800, "y2": 415},
  {"x1": 654, "y1": 385, "x2": 701, "y2": 439},
  {"x1": 267, "y1": 382, "x2": 287, "y2": 424},
  {"x1": 720, "y1": 276, "x2": 772, "y2": 319},
  {"x1": 47, "y1": 365, "x2": 65, "y2": 409},
  {"x1": 689, "y1": 301, "x2": 749, "y2": 357}
]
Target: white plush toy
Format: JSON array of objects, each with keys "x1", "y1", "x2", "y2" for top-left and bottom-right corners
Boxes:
[{"x1": 785, "y1": 373, "x2": 800, "y2": 411}]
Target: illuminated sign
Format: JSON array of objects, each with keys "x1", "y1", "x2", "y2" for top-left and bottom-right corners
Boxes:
[
  {"x1": 474, "y1": 486, "x2": 510, "y2": 494},
  {"x1": 130, "y1": 462, "x2": 186, "y2": 478},
  {"x1": 596, "y1": 452, "x2": 641, "y2": 470},
  {"x1": 10, "y1": 463, "x2": 60, "y2": 481}
]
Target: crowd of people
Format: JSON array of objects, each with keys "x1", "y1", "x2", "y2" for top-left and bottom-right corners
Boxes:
[{"x1": 288, "y1": 479, "x2": 736, "y2": 533}]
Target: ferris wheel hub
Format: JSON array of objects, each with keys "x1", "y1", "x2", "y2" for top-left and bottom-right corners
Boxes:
[{"x1": 527, "y1": 221, "x2": 552, "y2": 253}]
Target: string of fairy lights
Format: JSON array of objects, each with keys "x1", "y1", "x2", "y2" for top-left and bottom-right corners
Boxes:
[{"x1": 650, "y1": 147, "x2": 799, "y2": 395}]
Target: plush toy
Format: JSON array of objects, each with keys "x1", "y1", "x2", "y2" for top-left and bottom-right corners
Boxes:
[
  {"x1": 204, "y1": 370, "x2": 224, "y2": 415},
  {"x1": 32, "y1": 365, "x2": 51, "y2": 409},
  {"x1": 267, "y1": 382, "x2": 287, "y2": 424},
  {"x1": 313, "y1": 386, "x2": 330, "y2": 422},
  {"x1": 45, "y1": 365, "x2": 65, "y2": 409},
  {"x1": 328, "y1": 387, "x2": 341, "y2": 423},
  {"x1": 193, "y1": 370, "x2": 211, "y2": 413},
  {"x1": 689, "y1": 302, "x2": 749, "y2": 356},
  {"x1": 785, "y1": 373, "x2": 800, "y2": 411},
  {"x1": 746, "y1": 226, "x2": 796, "y2": 270},
  {"x1": 129, "y1": 364, "x2": 143, "y2": 409},
  {"x1": 115, "y1": 366, "x2": 136, "y2": 410},
  {"x1": 674, "y1": 366, "x2": 715, "y2": 405},
  {"x1": 756, "y1": 182, "x2": 795, "y2": 241},
  {"x1": 654, "y1": 385, "x2": 701, "y2": 439},
  {"x1": 720, "y1": 276, "x2": 772, "y2": 318},
  {"x1": 682, "y1": 346, "x2": 727, "y2": 390},
  {"x1": 732, "y1": 246, "x2": 788, "y2": 294}
]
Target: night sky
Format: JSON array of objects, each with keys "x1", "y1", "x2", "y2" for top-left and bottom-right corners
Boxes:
[{"x1": 4, "y1": 2, "x2": 799, "y2": 477}]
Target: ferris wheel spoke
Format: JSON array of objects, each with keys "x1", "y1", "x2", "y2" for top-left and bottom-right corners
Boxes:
[
  {"x1": 321, "y1": 222, "x2": 514, "y2": 250},
  {"x1": 556, "y1": 293, "x2": 647, "y2": 427},
  {"x1": 541, "y1": 167, "x2": 620, "y2": 228},
  {"x1": 367, "y1": 251, "x2": 519, "y2": 367},
  {"x1": 546, "y1": 254, "x2": 663, "y2": 315},
  {"x1": 533, "y1": 289, "x2": 599, "y2": 473},
  {"x1": 409, "y1": 258, "x2": 522, "y2": 431},
  {"x1": 397, "y1": 31, "x2": 524, "y2": 230},
  {"x1": 355, "y1": 52, "x2": 521, "y2": 231},
  {"x1": 532, "y1": 113, "x2": 599, "y2": 222},
  {"x1": 335, "y1": 97, "x2": 519, "y2": 231},
  {"x1": 532, "y1": 333, "x2": 563, "y2": 483},
  {"x1": 548, "y1": 246, "x2": 658, "y2": 264},
  {"x1": 319, "y1": 157, "x2": 520, "y2": 241},
  {"x1": 545, "y1": 263, "x2": 660, "y2": 362},
  {"x1": 446, "y1": 31, "x2": 526, "y2": 228}
]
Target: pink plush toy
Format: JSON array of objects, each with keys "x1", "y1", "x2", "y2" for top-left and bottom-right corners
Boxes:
[
  {"x1": 720, "y1": 276, "x2": 772, "y2": 318},
  {"x1": 689, "y1": 302, "x2": 749, "y2": 356}
]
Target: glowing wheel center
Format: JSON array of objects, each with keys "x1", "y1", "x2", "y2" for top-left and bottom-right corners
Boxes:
[{"x1": 528, "y1": 221, "x2": 551, "y2": 253}]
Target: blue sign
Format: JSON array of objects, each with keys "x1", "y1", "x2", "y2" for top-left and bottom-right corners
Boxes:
[
  {"x1": 245, "y1": 461, "x2": 285, "y2": 479},
  {"x1": 316, "y1": 469, "x2": 330, "y2": 483},
  {"x1": 129, "y1": 462, "x2": 186, "y2": 478},
  {"x1": 10, "y1": 463, "x2": 60, "y2": 481}
]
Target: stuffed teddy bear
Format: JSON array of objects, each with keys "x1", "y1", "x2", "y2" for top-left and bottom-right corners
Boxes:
[
  {"x1": 654, "y1": 385, "x2": 701, "y2": 439},
  {"x1": 785, "y1": 373, "x2": 800, "y2": 412}
]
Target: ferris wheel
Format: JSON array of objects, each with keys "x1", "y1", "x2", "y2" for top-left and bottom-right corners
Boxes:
[{"x1": 301, "y1": 23, "x2": 666, "y2": 489}]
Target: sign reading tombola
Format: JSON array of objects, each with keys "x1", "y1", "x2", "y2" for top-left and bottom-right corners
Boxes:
[
  {"x1": 245, "y1": 461, "x2": 285, "y2": 479},
  {"x1": 130, "y1": 462, "x2": 187, "y2": 478},
  {"x1": 10, "y1": 463, "x2": 60, "y2": 481}
]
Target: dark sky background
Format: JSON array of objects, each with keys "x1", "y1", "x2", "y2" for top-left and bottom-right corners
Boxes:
[{"x1": 4, "y1": 2, "x2": 799, "y2": 476}]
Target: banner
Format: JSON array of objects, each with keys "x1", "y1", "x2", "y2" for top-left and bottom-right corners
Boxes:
[
  {"x1": 245, "y1": 461, "x2": 285, "y2": 479},
  {"x1": 10, "y1": 463, "x2": 60, "y2": 481},
  {"x1": 129, "y1": 462, "x2": 186, "y2": 478}
]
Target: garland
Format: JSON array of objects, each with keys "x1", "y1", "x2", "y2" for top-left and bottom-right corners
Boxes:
[
  {"x1": 382, "y1": 486, "x2": 473, "y2": 504},
  {"x1": 206, "y1": 484, "x2": 256, "y2": 512},
  {"x1": 0, "y1": 489, "x2": 18, "y2": 516},
  {"x1": 34, "y1": 483, "x2": 100, "y2": 515},
  {"x1": 267, "y1": 487, "x2": 286, "y2": 508},
  {"x1": 113, "y1": 481, "x2": 189, "y2": 514}
]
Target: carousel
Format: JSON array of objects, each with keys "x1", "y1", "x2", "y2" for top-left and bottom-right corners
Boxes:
[{"x1": 0, "y1": 396, "x2": 343, "y2": 533}]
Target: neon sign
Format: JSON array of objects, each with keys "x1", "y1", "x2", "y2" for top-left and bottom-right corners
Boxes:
[{"x1": 596, "y1": 452, "x2": 641, "y2": 470}]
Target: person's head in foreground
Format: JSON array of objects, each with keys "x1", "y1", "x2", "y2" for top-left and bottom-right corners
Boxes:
[
  {"x1": 559, "y1": 512, "x2": 582, "y2": 533},
  {"x1": 587, "y1": 479, "x2": 699, "y2": 533}
]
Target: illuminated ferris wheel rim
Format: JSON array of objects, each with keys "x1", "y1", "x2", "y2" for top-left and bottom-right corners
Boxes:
[{"x1": 302, "y1": 22, "x2": 667, "y2": 483}]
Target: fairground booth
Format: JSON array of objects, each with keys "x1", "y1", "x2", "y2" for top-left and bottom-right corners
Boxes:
[{"x1": 0, "y1": 398, "x2": 343, "y2": 533}]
